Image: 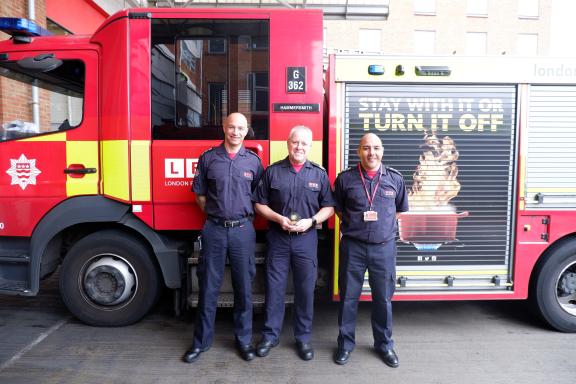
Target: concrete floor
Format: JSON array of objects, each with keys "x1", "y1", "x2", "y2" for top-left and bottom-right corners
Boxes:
[{"x1": 1, "y1": 274, "x2": 575, "y2": 384}]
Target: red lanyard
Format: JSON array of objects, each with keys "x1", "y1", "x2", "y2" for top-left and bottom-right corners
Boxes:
[{"x1": 358, "y1": 164, "x2": 381, "y2": 210}]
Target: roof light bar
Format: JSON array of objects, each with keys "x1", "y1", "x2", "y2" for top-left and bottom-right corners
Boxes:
[{"x1": 0, "y1": 17, "x2": 52, "y2": 38}]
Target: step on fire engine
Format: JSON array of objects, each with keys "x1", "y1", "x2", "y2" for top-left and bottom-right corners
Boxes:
[{"x1": 1, "y1": 9, "x2": 576, "y2": 332}]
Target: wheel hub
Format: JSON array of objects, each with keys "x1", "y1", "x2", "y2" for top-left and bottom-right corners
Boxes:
[
  {"x1": 83, "y1": 257, "x2": 136, "y2": 306},
  {"x1": 558, "y1": 272, "x2": 576, "y2": 296},
  {"x1": 556, "y1": 263, "x2": 576, "y2": 317}
]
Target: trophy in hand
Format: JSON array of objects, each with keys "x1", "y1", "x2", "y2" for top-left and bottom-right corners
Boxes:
[{"x1": 289, "y1": 212, "x2": 301, "y2": 225}]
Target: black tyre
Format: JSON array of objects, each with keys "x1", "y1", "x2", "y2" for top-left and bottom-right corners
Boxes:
[
  {"x1": 59, "y1": 230, "x2": 161, "y2": 326},
  {"x1": 531, "y1": 240, "x2": 576, "y2": 332}
]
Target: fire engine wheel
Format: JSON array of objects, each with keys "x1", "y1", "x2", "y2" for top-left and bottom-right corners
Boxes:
[
  {"x1": 59, "y1": 231, "x2": 161, "y2": 326},
  {"x1": 532, "y1": 240, "x2": 576, "y2": 332}
]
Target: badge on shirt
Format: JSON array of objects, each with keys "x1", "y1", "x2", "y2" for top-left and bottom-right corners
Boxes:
[
  {"x1": 383, "y1": 189, "x2": 396, "y2": 198},
  {"x1": 307, "y1": 182, "x2": 319, "y2": 190},
  {"x1": 363, "y1": 210, "x2": 378, "y2": 222},
  {"x1": 243, "y1": 171, "x2": 253, "y2": 180}
]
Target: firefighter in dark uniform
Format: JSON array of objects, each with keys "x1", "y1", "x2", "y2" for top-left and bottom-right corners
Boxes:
[
  {"x1": 183, "y1": 112, "x2": 264, "y2": 364},
  {"x1": 253, "y1": 125, "x2": 335, "y2": 361},
  {"x1": 333, "y1": 133, "x2": 408, "y2": 368}
]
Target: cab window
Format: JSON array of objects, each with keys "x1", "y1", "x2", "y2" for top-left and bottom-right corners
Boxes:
[
  {"x1": 0, "y1": 59, "x2": 84, "y2": 142},
  {"x1": 151, "y1": 19, "x2": 269, "y2": 140}
]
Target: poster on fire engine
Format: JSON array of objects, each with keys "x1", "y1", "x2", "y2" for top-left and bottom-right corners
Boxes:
[{"x1": 346, "y1": 84, "x2": 516, "y2": 267}]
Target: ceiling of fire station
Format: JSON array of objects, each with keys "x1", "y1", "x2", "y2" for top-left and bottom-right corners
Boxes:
[{"x1": 149, "y1": 0, "x2": 389, "y2": 20}]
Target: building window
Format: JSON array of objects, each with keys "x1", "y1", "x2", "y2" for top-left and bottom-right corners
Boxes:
[
  {"x1": 208, "y1": 38, "x2": 226, "y2": 54},
  {"x1": 248, "y1": 72, "x2": 269, "y2": 112},
  {"x1": 359, "y1": 29, "x2": 382, "y2": 52},
  {"x1": 414, "y1": 30, "x2": 436, "y2": 54},
  {"x1": 518, "y1": 0, "x2": 539, "y2": 18},
  {"x1": 465, "y1": 32, "x2": 487, "y2": 55},
  {"x1": 208, "y1": 83, "x2": 226, "y2": 126},
  {"x1": 517, "y1": 33, "x2": 538, "y2": 55},
  {"x1": 467, "y1": 0, "x2": 488, "y2": 16},
  {"x1": 414, "y1": 0, "x2": 436, "y2": 15}
]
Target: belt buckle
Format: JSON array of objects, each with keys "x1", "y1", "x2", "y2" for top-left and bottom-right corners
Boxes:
[{"x1": 224, "y1": 220, "x2": 239, "y2": 228}]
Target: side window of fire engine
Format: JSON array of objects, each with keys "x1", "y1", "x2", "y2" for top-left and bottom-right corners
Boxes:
[
  {"x1": 151, "y1": 19, "x2": 269, "y2": 140},
  {"x1": 0, "y1": 59, "x2": 84, "y2": 142}
]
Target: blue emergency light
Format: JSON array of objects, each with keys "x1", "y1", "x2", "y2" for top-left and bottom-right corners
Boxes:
[{"x1": 0, "y1": 17, "x2": 52, "y2": 37}]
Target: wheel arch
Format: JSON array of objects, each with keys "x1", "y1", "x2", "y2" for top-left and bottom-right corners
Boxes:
[
  {"x1": 30, "y1": 196, "x2": 184, "y2": 295},
  {"x1": 528, "y1": 233, "x2": 576, "y2": 332},
  {"x1": 529, "y1": 233, "x2": 576, "y2": 292}
]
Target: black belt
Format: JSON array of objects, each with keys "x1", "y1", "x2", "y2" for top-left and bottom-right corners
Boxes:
[
  {"x1": 288, "y1": 231, "x2": 309, "y2": 236},
  {"x1": 209, "y1": 216, "x2": 251, "y2": 228},
  {"x1": 270, "y1": 226, "x2": 313, "y2": 236}
]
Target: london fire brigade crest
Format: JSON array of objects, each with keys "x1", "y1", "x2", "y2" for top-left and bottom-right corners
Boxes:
[{"x1": 6, "y1": 154, "x2": 42, "y2": 190}]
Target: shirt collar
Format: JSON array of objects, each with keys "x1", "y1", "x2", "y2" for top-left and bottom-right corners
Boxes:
[
  {"x1": 358, "y1": 163, "x2": 385, "y2": 178},
  {"x1": 217, "y1": 142, "x2": 246, "y2": 157},
  {"x1": 282, "y1": 156, "x2": 311, "y2": 169}
]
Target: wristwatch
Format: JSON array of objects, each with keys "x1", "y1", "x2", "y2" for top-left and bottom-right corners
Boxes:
[{"x1": 310, "y1": 217, "x2": 317, "y2": 227}]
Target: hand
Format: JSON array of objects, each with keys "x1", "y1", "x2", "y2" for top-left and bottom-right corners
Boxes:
[
  {"x1": 279, "y1": 216, "x2": 297, "y2": 232},
  {"x1": 291, "y1": 218, "x2": 314, "y2": 233}
]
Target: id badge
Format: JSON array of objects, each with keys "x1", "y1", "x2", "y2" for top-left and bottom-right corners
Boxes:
[{"x1": 363, "y1": 210, "x2": 378, "y2": 222}]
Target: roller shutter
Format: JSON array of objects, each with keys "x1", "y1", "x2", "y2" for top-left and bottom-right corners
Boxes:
[
  {"x1": 343, "y1": 83, "x2": 517, "y2": 269},
  {"x1": 525, "y1": 85, "x2": 576, "y2": 208}
]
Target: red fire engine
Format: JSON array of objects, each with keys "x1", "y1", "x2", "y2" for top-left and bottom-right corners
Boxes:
[{"x1": 1, "y1": 9, "x2": 576, "y2": 333}]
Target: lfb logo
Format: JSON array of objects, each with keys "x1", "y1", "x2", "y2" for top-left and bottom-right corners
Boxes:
[
  {"x1": 6, "y1": 154, "x2": 42, "y2": 190},
  {"x1": 165, "y1": 158, "x2": 198, "y2": 179}
]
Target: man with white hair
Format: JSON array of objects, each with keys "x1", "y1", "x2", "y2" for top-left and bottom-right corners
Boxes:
[{"x1": 253, "y1": 125, "x2": 335, "y2": 361}]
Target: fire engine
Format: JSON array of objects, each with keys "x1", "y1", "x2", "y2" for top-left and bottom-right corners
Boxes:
[{"x1": 1, "y1": 9, "x2": 576, "y2": 333}]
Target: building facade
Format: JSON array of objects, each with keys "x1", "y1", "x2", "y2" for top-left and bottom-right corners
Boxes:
[{"x1": 325, "y1": 0, "x2": 551, "y2": 56}]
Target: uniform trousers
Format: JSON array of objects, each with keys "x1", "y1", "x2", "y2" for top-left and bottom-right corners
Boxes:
[
  {"x1": 193, "y1": 220, "x2": 256, "y2": 349},
  {"x1": 337, "y1": 236, "x2": 397, "y2": 352},
  {"x1": 261, "y1": 228, "x2": 318, "y2": 343}
]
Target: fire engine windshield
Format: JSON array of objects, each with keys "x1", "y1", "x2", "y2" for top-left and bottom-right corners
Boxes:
[
  {"x1": 151, "y1": 19, "x2": 269, "y2": 140},
  {"x1": 0, "y1": 59, "x2": 84, "y2": 142}
]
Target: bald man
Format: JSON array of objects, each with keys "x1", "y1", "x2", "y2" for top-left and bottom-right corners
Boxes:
[
  {"x1": 333, "y1": 133, "x2": 408, "y2": 367},
  {"x1": 184, "y1": 112, "x2": 264, "y2": 363}
]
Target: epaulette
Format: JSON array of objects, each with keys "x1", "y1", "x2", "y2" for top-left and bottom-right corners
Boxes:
[
  {"x1": 270, "y1": 158, "x2": 285, "y2": 167},
  {"x1": 200, "y1": 147, "x2": 215, "y2": 157},
  {"x1": 386, "y1": 166, "x2": 403, "y2": 176},
  {"x1": 245, "y1": 147, "x2": 260, "y2": 158},
  {"x1": 309, "y1": 161, "x2": 326, "y2": 171}
]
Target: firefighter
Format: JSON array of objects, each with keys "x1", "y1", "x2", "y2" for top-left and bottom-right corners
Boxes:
[
  {"x1": 253, "y1": 125, "x2": 335, "y2": 361},
  {"x1": 183, "y1": 112, "x2": 264, "y2": 363},
  {"x1": 332, "y1": 133, "x2": 408, "y2": 367}
]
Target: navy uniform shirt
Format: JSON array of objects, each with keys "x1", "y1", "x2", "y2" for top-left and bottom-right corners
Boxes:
[
  {"x1": 192, "y1": 143, "x2": 264, "y2": 220},
  {"x1": 253, "y1": 157, "x2": 335, "y2": 230},
  {"x1": 334, "y1": 164, "x2": 409, "y2": 243}
]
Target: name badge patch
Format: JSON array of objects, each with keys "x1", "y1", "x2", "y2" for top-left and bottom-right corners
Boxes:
[
  {"x1": 243, "y1": 171, "x2": 253, "y2": 179},
  {"x1": 383, "y1": 189, "x2": 395, "y2": 197},
  {"x1": 308, "y1": 182, "x2": 319, "y2": 190}
]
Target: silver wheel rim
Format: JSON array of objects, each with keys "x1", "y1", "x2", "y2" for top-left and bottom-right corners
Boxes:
[
  {"x1": 555, "y1": 260, "x2": 576, "y2": 317},
  {"x1": 80, "y1": 254, "x2": 138, "y2": 310}
]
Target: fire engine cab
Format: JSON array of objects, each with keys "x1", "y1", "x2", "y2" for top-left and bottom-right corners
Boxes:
[{"x1": 1, "y1": 9, "x2": 576, "y2": 333}]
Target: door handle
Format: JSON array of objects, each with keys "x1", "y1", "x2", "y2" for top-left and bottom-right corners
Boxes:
[{"x1": 64, "y1": 164, "x2": 97, "y2": 178}]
